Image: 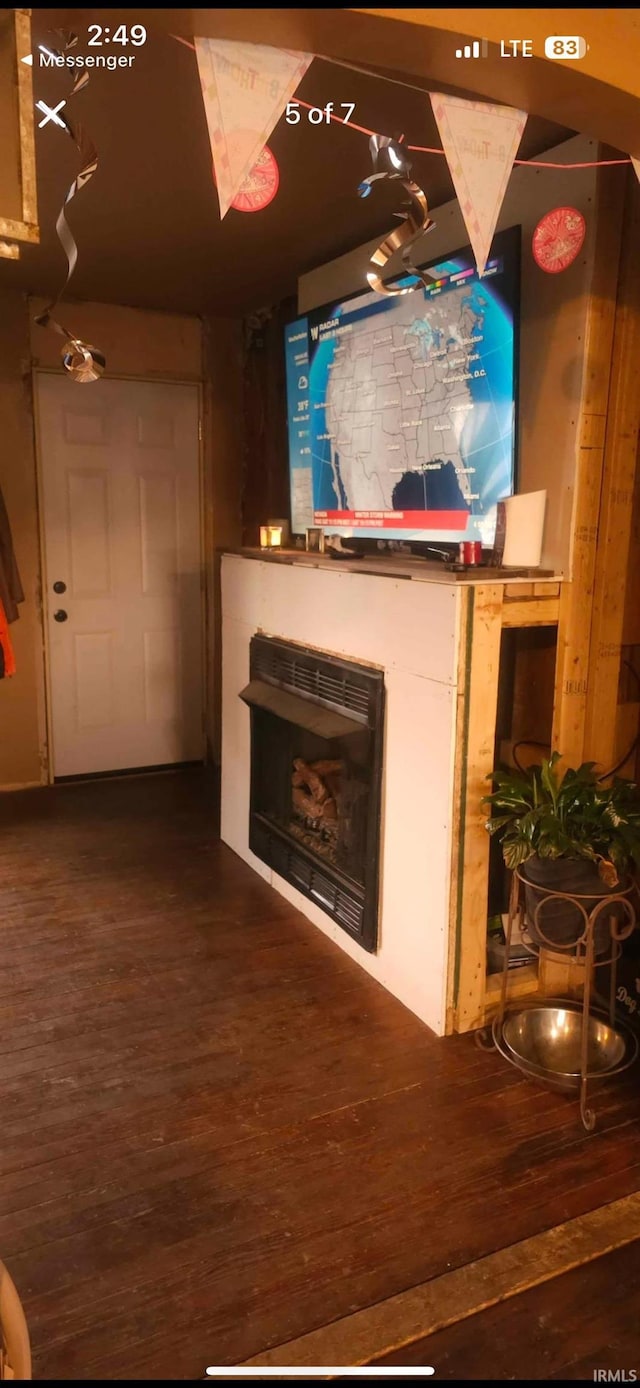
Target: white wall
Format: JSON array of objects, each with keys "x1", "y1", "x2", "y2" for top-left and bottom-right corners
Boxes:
[
  {"x1": 221, "y1": 553, "x2": 461, "y2": 1034},
  {"x1": 298, "y1": 135, "x2": 599, "y2": 575}
]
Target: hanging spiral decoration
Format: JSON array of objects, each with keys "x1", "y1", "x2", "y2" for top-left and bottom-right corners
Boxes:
[
  {"x1": 358, "y1": 134, "x2": 436, "y2": 296},
  {"x1": 34, "y1": 31, "x2": 105, "y2": 383}
]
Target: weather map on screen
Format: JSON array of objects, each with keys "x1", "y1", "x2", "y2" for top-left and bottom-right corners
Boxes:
[{"x1": 285, "y1": 225, "x2": 520, "y2": 546}]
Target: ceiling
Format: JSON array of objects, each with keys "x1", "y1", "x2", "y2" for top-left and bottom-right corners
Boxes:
[{"x1": 1, "y1": 7, "x2": 574, "y2": 318}]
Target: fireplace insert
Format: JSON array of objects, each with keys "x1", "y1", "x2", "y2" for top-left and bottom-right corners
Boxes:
[{"x1": 240, "y1": 635, "x2": 385, "y2": 951}]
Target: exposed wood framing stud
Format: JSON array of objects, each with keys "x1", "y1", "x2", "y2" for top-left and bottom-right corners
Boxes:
[
  {"x1": 584, "y1": 169, "x2": 640, "y2": 773},
  {"x1": 552, "y1": 161, "x2": 626, "y2": 766}
]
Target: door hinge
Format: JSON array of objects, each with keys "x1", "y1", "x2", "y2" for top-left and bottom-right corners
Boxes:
[{"x1": 198, "y1": 418, "x2": 203, "y2": 443}]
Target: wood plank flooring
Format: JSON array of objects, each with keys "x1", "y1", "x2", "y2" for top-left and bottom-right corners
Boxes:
[
  {"x1": 242, "y1": 1192, "x2": 640, "y2": 1370},
  {"x1": 0, "y1": 769, "x2": 638, "y2": 1379},
  {"x1": 374, "y1": 1237, "x2": 640, "y2": 1379}
]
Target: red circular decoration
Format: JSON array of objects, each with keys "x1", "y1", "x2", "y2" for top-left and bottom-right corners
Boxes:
[
  {"x1": 532, "y1": 206, "x2": 586, "y2": 274},
  {"x1": 232, "y1": 145, "x2": 279, "y2": 212},
  {"x1": 213, "y1": 145, "x2": 280, "y2": 213}
]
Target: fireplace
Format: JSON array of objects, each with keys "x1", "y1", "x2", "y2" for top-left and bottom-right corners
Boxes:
[{"x1": 240, "y1": 635, "x2": 385, "y2": 951}]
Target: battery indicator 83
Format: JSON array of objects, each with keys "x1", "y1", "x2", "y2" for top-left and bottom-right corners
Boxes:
[{"x1": 544, "y1": 35, "x2": 588, "y2": 59}]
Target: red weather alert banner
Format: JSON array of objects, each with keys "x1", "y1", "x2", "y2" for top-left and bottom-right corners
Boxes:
[{"x1": 314, "y1": 510, "x2": 471, "y2": 531}]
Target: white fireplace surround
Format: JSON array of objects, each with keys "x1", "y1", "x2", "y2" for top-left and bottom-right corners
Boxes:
[{"x1": 221, "y1": 552, "x2": 463, "y2": 1035}]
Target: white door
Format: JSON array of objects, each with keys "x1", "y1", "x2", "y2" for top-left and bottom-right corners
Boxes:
[{"x1": 35, "y1": 374, "x2": 203, "y2": 777}]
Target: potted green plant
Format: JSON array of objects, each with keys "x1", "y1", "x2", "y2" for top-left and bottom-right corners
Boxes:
[{"x1": 483, "y1": 752, "x2": 640, "y2": 955}]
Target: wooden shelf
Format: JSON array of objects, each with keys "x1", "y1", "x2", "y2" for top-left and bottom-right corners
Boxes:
[
  {"x1": 485, "y1": 964, "x2": 540, "y2": 1006},
  {"x1": 224, "y1": 548, "x2": 562, "y2": 589}
]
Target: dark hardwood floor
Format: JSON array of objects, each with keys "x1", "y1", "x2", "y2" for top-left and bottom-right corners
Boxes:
[
  {"x1": 375, "y1": 1238, "x2": 640, "y2": 1379},
  {"x1": 0, "y1": 769, "x2": 639, "y2": 1380}
]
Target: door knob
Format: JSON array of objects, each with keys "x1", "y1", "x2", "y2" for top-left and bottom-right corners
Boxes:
[
  {"x1": 53, "y1": 580, "x2": 67, "y2": 594},
  {"x1": 53, "y1": 609, "x2": 68, "y2": 622}
]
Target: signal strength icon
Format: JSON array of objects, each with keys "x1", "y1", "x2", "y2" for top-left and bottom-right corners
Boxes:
[{"x1": 455, "y1": 39, "x2": 489, "y2": 58}]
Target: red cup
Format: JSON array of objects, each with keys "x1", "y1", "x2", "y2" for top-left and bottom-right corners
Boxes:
[{"x1": 462, "y1": 540, "x2": 483, "y2": 566}]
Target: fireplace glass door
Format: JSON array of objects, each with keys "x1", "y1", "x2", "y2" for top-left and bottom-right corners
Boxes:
[{"x1": 241, "y1": 636, "x2": 384, "y2": 950}]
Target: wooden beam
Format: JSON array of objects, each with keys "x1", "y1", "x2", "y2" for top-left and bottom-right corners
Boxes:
[
  {"x1": 546, "y1": 161, "x2": 628, "y2": 996},
  {"x1": 501, "y1": 597, "x2": 560, "y2": 628},
  {"x1": 584, "y1": 170, "x2": 640, "y2": 772},
  {"x1": 452, "y1": 585, "x2": 503, "y2": 1033},
  {"x1": 352, "y1": 9, "x2": 640, "y2": 157},
  {"x1": 552, "y1": 161, "x2": 626, "y2": 767},
  {"x1": 355, "y1": 9, "x2": 640, "y2": 114},
  {"x1": 484, "y1": 963, "x2": 539, "y2": 1007},
  {"x1": 445, "y1": 587, "x2": 471, "y2": 1034},
  {"x1": 503, "y1": 583, "x2": 561, "y2": 600}
]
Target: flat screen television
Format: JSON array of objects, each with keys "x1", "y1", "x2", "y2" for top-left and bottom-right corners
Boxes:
[{"x1": 285, "y1": 224, "x2": 520, "y2": 549}]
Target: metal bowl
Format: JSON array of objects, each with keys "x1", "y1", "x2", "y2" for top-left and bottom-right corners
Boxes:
[{"x1": 495, "y1": 1002, "x2": 634, "y2": 1092}]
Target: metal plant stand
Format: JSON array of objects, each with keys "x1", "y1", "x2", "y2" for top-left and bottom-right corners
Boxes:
[{"x1": 482, "y1": 868, "x2": 638, "y2": 1131}]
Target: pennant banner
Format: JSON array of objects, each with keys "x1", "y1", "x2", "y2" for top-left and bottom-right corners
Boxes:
[
  {"x1": 194, "y1": 38, "x2": 313, "y2": 219},
  {"x1": 430, "y1": 93, "x2": 527, "y2": 276}
]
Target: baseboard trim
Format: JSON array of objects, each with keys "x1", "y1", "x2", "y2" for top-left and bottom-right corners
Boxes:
[
  {"x1": 54, "y1": 761, "x2": 204, "y2": 784},
  {"x1": 0, "y1": 780, "x2": 44, "y2": 793}
]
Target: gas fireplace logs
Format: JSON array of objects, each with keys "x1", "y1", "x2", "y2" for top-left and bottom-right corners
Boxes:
[{"x1": 291, "y1": 758, "x2": 343, "y2": 826}]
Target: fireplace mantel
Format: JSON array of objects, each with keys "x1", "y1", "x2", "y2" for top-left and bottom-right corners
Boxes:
[
  {"x1": 220, "y1": 552, "x2": 561, "y2": 1036},
  {"x1": 224, "y1": 546, "x2": 557, "y2": 586}
]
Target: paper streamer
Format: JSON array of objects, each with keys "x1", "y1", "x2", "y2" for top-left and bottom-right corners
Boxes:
[
  {"x1": 194, "y1": 37, "x2": 312, "y2": 219},
  {"x1": 430, "y1": 93, "x2": 527, "y2": 277},
  {"x1": 358, "y1": 136, "x2": 435, "y2": 296},
  {"x1": 34, "y1": 32, "x2": 104, "y2": 382}
]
